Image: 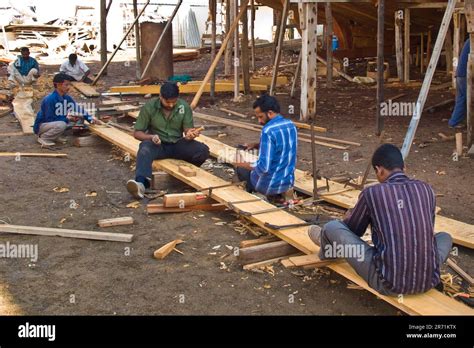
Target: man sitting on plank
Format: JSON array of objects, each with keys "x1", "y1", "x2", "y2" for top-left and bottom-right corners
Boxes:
[
  {"x1": 126, "y1": 82, "x2": 209, "y2": 199},
  {"x1": 59, "y1": 53, "x2": 92, "y2": 84},
  {"x1": 33, "y1": 73, "x2": 100, "y2": 147},
  {"x1": 233, "y1": 95, "x2": 298, "y2": 201},
  {"x1": 8, "y1": 47, "x2": 40, "y2": 86},
  {"x1": 308, "y1": 144, "x2": 453, "y2": 296}
]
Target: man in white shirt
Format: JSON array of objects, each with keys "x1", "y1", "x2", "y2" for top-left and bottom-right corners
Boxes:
[{"x1": 59, "y1": 53, "x2": 92, "y2": 83}]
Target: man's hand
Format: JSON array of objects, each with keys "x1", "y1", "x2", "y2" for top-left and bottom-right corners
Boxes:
[
  {"x1": 90, "y1": 117, "x2": 103, "y2": 125},
  {"x1": 184, "y1": 128, "x2": 201, "y2": 141},
  {"x1": 151, "y1": 134, "x2": 161, "y2": 145},
  {"x1": 232, "y1": 162, "x2": 253, "y2": 170}
]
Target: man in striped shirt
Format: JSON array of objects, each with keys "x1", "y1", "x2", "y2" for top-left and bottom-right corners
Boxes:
[
  {"x1": 308, "y1": 144, "x2": 452, "y2": 295},
  {"x1": 234, "y1": 95, "x2": 297, "y2": 199}
]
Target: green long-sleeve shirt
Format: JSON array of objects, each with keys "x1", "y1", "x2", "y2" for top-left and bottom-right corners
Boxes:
[{"x1": 134, "y1": 98, "x2": 194, "y2": 143}]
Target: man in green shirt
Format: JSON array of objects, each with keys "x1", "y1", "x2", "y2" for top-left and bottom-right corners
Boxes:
[{"x1": 126, "y1": 82, "x2": 209, "y2": 199}]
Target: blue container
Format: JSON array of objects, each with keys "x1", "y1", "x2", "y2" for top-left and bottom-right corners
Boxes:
[{"x1": 332, "y1": 35, "x2": 339, "y2": 51}]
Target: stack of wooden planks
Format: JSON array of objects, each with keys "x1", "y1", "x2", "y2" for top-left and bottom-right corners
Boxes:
[
  {"x1": 88, "y1": 124, "x2": 474, "y2": 315},
  {"x1": 12, "y1": 89, "x2": 34, "y2": 134}
]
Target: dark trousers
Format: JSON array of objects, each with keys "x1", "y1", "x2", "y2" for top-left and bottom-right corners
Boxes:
[
  {"x1": 449, "y1": 76, "x2": 467, "y2": 127},
  {"x1": 65, "y1": 74, "x2": 93, "y2": 84},
  {"x1": 136, "y1": 139, "x2": 210, "y2": 188},
  {"x1": 236, "y1": 167, "x2": 255, "y2": 192}
]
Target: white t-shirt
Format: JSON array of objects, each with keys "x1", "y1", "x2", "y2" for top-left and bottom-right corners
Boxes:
[{"x1": 59, "y1": 59, "x2": 89, "y2": 81}]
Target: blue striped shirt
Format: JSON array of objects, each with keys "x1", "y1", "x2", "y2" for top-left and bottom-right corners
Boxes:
[
  {"x1": 250, "y1": 115, "x2": 297, "y2": 195},
  {"x1": 344, "y1": 171, "x2": 440, "y2": 294},
  {"x1": 13, "y1": 56, "x2": 40, "y2": 76}
]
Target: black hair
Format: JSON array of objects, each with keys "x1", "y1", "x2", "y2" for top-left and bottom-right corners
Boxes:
[
  {"x1": 20, "y1": 47, "x2": 29, "y2": 53},
  {"x1": 69, "y1": 53, "x2": 77, "y2": 61},
  {"x1": 372, "y1": 143, "x2": 404, "y2": 171},
  {"x1": 53, "y1": 73, "x2": 73, "y2": 84},
  {"x1": 253, "y1": 94, "x2": 281, "y2": 114},
  {"x1": 160, "y1": 82, "x2": 180, "y2": 99}
]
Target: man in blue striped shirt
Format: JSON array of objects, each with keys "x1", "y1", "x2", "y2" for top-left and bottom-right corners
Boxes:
[
  {"x1": 234, "y1": 95, "x2": 297, "y2": 199},
  {"x1": 308, "y1": 144, "x2": 452, "y2": 296}
]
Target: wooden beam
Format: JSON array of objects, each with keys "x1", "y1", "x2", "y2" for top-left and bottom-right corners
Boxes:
[
  {"x1": 404, "y1": 8, "x2": 411, "y2": 83},
  {"x1": 0, "y1": 152, "x2": 67, "y2": 158},
  {"x1": 238, "y1": 240, "x2": 299, "y2": 264},
  {"x1": 325, "y1": 3, "x2": 333, "y2": 87},
  {"x1": 71, "y1": 82, "x2": 100, "y2": 97},
  {"x1": 12, "y1": 90, "x2": 34, "y2": 134},
  {"x1": 395, "y1": 11, "x2": 404, "y2": 81},
  {"x1": 401, "y1": 0, "x2": 456, "y2": 159},
  {"x1": 100, "y1": 0, "x2": 107, "y2": 76},
  {"x1": 97, "y1": 216, "x2": 134, "y2": 228},
  {"x1": 0, "y1": 224, "x2": 132, "y2": 242},
  {"x1": 240, "y1": 235, "x2": 279, "y2": 248},
  {"x1": 210, "y1": 0, "x2": 217, "y2": 98},
  {"x1": 269, "y1": 0, "x2": 289, "y2": 96},
  {"x1": 154, "y1": 239, "x2": 183, "y2": 260},
  {"x1": 299, "y1": 2, "x2": 318, "y2": 122},
  {"x1": 241, "y1": 4, "x2": 251, "y2": 94},
  {"x1": 89, "y1": 125, "x2": 474, "y2": 316},
  {"x1": 250, "y1": 0, "x2": 256, "y2": 71},
  {"x1": 232, "y1": 0, "x2": 239, "y2": 101},
  {"x1": 133, "y1": 0, "x2": 141, "y2": 80},
  {"x1": 110, "y1": 82, "x2": 266, "y2": 95},
  {"x1": 446, "y1": 258, "x2": 474, "y2": 285},
  {"x1": 376, "y1": 0, "x2": 385, "y2": 135},
  {"x1": 224, "y1": 0, "x2": 232, "y2": 76},
  {"x1": 466, "y1": 1, "x2": 474, "y2": 147}
]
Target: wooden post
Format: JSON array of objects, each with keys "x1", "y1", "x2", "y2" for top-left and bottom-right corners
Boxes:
[
  {"x1": 290, "y1": 50, "x2": 302, "y2": 98},
  {"x1": 395, "y1": 10, "x2": 404, "y2": 81},
  {"x1": 210, "y1": 0, "x2": 217, "y2": 98},
  {"x1": 270, "y1": 0, "x2": 289, "y2": 96},
  {"x1": 140, "y1": 0, "x2": 182, "y2": 80},
  {"x1": 325, "y1": 3, "x2": 333, "y2": 87},
  {"x1": 427, "y1": 29, "x2": 432, "y2": 65},
  {"x1": 241, "y1": 5, "x2": 251, "y2": 94},
  {"x1": 233, "y1": 0, "x2": 240, "y2": 101},
  {"x1": 298, "y1": 1, "x2": 318, "y2": 198},
  {"x1": 454, "y1": 12, "x2": 460, "y2": 89},
  {"x1": 445, "y1": 27, "x2": 453, "y2": 76},
  {"x1": 401, "y1": 0, "x2": 456, "y2": 159},
  {"x1": 93, "y1": 0, "x2": 151, "y2": 85},
  {"x1": 191, "y1": 0, "x2": 250, "y2": 109},
  {"x1": 466, "y1": 0, "x2": 474, "y2": 148},
  {"x1": 376, "y1": 0, "x2": 385, "y2": 135},
  {"x1": 404, "y1": 8, "x2": 410, "y2": 83},
  {"x1": 100, "y1": 0, "x2": 107, "y2": 76},
  {"x1": 250, "y1": 0, "x2": 256, "y2": 71},
  {"x1": 133, "y1": 0, "x2": 141, "y2": 80},
  {"x1": 225, "y1": 0, "x2": 232, "y2": 76},
  {"x1": 421, "y1": 32, "x2": 425, "y2": 73}
]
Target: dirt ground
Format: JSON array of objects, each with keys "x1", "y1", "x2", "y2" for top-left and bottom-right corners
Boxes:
[{"x1": 0, "y1": 49, "x2": 472, "y2": 315}]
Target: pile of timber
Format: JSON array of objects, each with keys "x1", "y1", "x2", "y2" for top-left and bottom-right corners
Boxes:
[
  {"x1": 88, "y1": 124, "x2": 474, "y2": 316},
  {"x1": 173, "y1": 48, "x2": 200, "y2": 62},
  {"x1": 71, "y1": 82, "x2": 100, "y2": 97}
]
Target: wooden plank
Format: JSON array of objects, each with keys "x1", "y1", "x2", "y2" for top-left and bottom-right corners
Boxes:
[
  {"x1": 109, "y1": 82, "x2": 267, "y2": 95},
  {"x1": 71, "y1": 82, "x2": 100, "y2": 97},
  {"x1": 404, "y1": 8, "x2": 411, "y2": 83},
  {"x1": 97, "y1": 216, "x2": 134, "y2": 228},
  {"x1": 147, "y1": 203, "x2": 226, "y2": 214},
  {"x1": 240, "y1": 236, "x2": 279, "y2": 248},
  {"x1": 243, "y1": 254, "x2": 302, "y2": 270},
  {"x1": 238, "y1": 240, "x2": 299, "y2": 264},
  {"x1": 0, "y1": 224, "x2": 133, "y2": 242},
  {"x1": 0, "y1": 132, "x2": 24, "y2": 137},
  {"x1": 283, "y1": 254, "x2": 343, "y2": 269},
  {"x1": 197, "y1": 134, "x2": 474, "y2": 250},
  {"x1": 12, "y1": 91, "x2": 34, "y2": 134},
  {"x1": 89, "y1": 125, "x2": 474, "y2": 315},
  {"x1": 154, "y1": 239, "x2": 183, "y2": 259},
  {"x1": 447, "y1": 258, "x2": 474, "y2": 285},
  {"x1": 163, "y1": 192, "x2": 210, "y2": 207},
  {"x1": 0, "y1": 152, "x2": 67, "y2": 158}
]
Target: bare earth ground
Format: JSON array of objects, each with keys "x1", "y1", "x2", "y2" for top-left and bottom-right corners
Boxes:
[{"x1": 0, "y1": 50, "x2": 472, "y2": 315}]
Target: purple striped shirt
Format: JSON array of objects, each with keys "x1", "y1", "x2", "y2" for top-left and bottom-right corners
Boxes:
[{"x1": 344, "y1": 171, "x2": 440, "y2": 294}]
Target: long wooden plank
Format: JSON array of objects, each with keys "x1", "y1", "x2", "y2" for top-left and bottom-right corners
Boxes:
[
  {"x1": 0, "y1": 152, "x2": 67, "y2": 158},
  {"x1": 0, "y1": 224, "x2": 133, "y2": 242},
  {"x1": 12, "y1": 91, "x2": 34, "y2": 134},
  {"x1": 198, "y1": 135, "x2": 474, "y2": 250},
  {"x1": 89, "y1": 125, "x2": 474, "y2": 315},
  {"x1": 71, "y1": 82, "x2": 100, "y2": 97},
  {"x1": 109, "y1": 82, "x2": 267, "y2": 95}
]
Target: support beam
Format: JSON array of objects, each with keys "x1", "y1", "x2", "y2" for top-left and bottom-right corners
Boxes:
[
  {"x1": 298, "y1": 2, "x2": 318, "y2": 121},
  {"x1": 270, "y1": 0, "x2": 289, "y2": 96},
  {"x1": 466, "y1": 0, "x2": 474, "y2": 147},
  {"x1": 93, "y1": 0, "x2": 151, "y2": 85},
  {"x1": 250, "y1": 0, "x2": 256, "y2": 71},
  {"x1": 100, "y1": 0, "x2": 107, "y2": 76},
  {"x1": 376, "y1": 0, "x2": 385, "y2": 135},
  {"x1": 224, "y1": 0, "x2": 232, "y2": 76},
  {"x1": 454, "y1": 12, "x2": 461, "y2": 88},
  {"x1": 325, "y1": 3, "x2": 333, "y2": 87},
  {"x1": 139, "y1": 0, "x2": 182, "y2": 80},
  {"x1": 233, "y1": 0, "x2": 240, "y2": 101},
  {"x1": 210, "y1": 0, "x2": 217, "y2": 98},
  {"x1": 395, "y1": 10, "x2": 404, "y2": 81},
  {"x1": 133, "y1": 0, "x2": 141, "y2": 80},
  {"x1": 404, "y1": 8, "x2": 411, "y2": 83},
  {"x1": 401, "y1": 0, "x2": 456, "y2": 159},
  {"x1": 241, "y1": 5, "x2": 251, "y2": 94}
]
